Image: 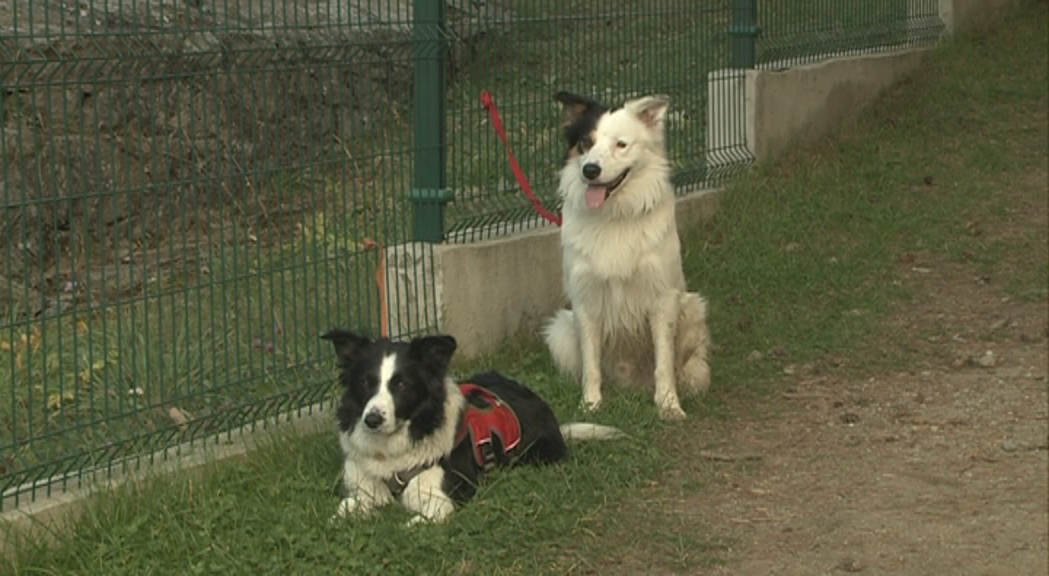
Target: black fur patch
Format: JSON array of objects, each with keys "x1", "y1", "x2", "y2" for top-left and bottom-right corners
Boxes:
[{"x1": 554, "y1": 91, "x2": 607, "y2": 161}]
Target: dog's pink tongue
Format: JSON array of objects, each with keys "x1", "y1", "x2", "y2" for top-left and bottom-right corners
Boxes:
[{"x1": 585, "y1": 185, "x2": 607, "y2": 209}]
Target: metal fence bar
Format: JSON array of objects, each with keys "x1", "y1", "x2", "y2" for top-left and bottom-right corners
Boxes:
[
  {"x1": 409, "y1": 0, "x2": 451, "y2": 243},
  {"x1": 731, "y1": 0, "x2": 761, "y2": 69}
]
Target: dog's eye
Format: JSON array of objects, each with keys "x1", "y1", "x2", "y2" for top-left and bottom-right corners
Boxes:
[
  {"x1": 391, "y1": 380, "x2": 407, "y2": 393},
  {"x1": 616, "y1": 140, "x2": 628, "y2": 149},
  {"x1": 579, "y1": 136, "x2": 593, "y2": 151}
]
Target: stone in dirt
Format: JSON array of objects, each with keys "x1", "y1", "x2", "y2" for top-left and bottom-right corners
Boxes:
[{"x1": 974, "y1": 350, "x2": 997, "y2": 368}]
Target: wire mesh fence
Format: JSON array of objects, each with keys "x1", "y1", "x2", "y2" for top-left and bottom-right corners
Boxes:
[
  {"x1": 441, "y1": 1, "x2": 748, "y2": 241},
  {"x1": 757, "y1": 0, "x2": 944, "y2": 66},
  {"x1": 2, "y1": 0, "x2": 943, "y2": 511},
  {"x1": 0, "y1": 0, "x2": 429, "y2": 509}
]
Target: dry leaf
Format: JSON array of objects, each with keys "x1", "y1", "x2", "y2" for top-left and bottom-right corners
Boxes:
[
  {"x1": 46, "y1": 391, "x2": 76, "y2": 411},
  {"x1": 168, "y1": 406, "x2": 191, "y2": 433},
  {"x1": 27, "y1": 328, "x2": 41, "y2": 351}
]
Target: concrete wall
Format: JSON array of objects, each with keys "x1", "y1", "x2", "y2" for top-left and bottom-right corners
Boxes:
[
  {"x1": 747, "y1": 51, "x2": 927, "y2": 161},
  {"x1": 705, "y1": 0, "x2": 1024, "y2": 165},
  {"x1": 437, "y1": 227, "x2": 563, "y2": 358}
]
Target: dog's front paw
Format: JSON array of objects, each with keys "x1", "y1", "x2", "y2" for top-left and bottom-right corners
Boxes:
[
  {"x1": 331, "y1": 496, "x2": 369, "y2": 522},
  {"x1": 405, "y1": 515, "x2": 431, "y2": 527},
  {"x1": 657, "y1": 400, "x2": 687, "y2": 421},
  {"x1": 581, "y1": 396, "x2": 603, "y2": 412}
]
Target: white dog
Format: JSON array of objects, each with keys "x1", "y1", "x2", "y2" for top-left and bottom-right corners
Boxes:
[{"x1": 543, "y1": 92, "x2": 711, "y2": 420}]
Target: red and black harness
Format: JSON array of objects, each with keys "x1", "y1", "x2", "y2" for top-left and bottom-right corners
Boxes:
[{"x1": 384, "y1": 383, "x2": 522, "y2": 498}]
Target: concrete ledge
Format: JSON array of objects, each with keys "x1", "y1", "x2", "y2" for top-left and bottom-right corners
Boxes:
[
  {"x1": 706, "y1": 50, "x2": 928, "y2": 165},
  {"x1": 705, "y1": 0, "x2": 1023, "y2": 165},
  {"x1": 438, "y1": 225, "x2": 562, "y2": 358},
  {"x1": 748, "y1": 50, "x2": 928, "y2": 161}
]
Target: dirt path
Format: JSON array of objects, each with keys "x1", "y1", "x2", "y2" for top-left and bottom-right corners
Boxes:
[{"x1": 667, "y1": 176, "x2": 1048, "y2": 575}]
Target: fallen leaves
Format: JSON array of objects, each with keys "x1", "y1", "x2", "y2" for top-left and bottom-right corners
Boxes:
[
  {"x1": 46, "y1": 390, "x2": 76, "y2": 411},
  {"x1": 167, "y1": 406, "x2": 192, "y2": 433}
]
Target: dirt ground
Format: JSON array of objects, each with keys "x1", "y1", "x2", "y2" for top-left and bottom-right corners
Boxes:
[{"x1": 634, "y1": 176, "x2": 1048, "y2": 574}]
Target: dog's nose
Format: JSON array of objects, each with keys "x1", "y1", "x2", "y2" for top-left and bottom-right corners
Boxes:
[
  {"x1": 363, "y1": 411, "x2": 384, "y2": 430},
  {"x1": 582, "y1": 162, "x2": 601, "y2": 180}
]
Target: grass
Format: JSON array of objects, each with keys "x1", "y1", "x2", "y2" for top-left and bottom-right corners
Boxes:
[{"x1": 3, "y1": 0, "x2": 1047, "y2": 573}]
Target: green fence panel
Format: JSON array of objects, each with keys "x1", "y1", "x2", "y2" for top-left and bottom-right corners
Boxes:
[
  {"x1": 0, "y1": 0, "x2": 434, "y2": 510},
  {"x1": 758, "y1": 0, "x2": 944, "y2": 66},
  {"x1": 441, "y1": 0, "x2": 751, "y2": 243}
]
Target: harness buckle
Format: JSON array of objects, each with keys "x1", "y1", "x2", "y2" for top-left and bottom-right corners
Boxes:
[{"x1": 479, "y1": 441, "x2": 497, "y2": 472}]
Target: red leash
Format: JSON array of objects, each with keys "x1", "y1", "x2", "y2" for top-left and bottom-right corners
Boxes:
[
  {"x1": 361, "y1": 239, "x2": 389, "y2": 338},
  {"x1": 480, "y1": 91, "x2": 562, "y2": 227}
]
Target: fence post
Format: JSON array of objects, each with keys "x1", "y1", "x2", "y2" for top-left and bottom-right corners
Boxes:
[
  {"x1": 707, "y1": 0, "x2": 760, "y2": 174},
  {"x1": 729, "y1": 0, "x2": 760, "y2": 68},
  {"x1": 409, "y1": 0, "x2": 452, "y2": 243}
]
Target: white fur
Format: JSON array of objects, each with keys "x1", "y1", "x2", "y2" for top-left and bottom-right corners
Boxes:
[
  {"x1": 559, "y1": 422, "x2": 625, "y2": 441},
  {"x1": 335, "y1": 377, "x2": 465, "y2": 524},
  {"x1": 544, "y1": 95, "x2": 712, "y2": 420},
  {"x1": 359, "y1": 354, "x2": 399, "y2": 434}
]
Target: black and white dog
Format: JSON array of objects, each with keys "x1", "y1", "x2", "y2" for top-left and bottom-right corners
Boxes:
[{"x1": 322, "y1": 329, "x2": 623, "y2": 524}]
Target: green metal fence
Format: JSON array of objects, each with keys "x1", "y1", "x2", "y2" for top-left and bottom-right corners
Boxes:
[
  {"x1": 757, "y1": 0, "x2": 944, "y2": 66},
  {"x1": 439, "y1": 1, "x2": 750, "y2": 241},
  {"x1": 0, "y1": 0, "x2": 427, "y2": 510},
  {"x1": 434, "y1": 0, "x2": 944, "y2": 241},
  {"x1": 1, "y1": 0, "x2": 942, "y2": 511}
]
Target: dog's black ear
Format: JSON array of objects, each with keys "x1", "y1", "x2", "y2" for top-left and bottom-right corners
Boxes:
[
  {"x1": 408, "y1": 334, "x2": 457, "y2": 376},
  {"x1": 321, "y1": 329, "x2": 371, "y2": 364},
  {"x1": 554, "y1": 91, "x2": 603, "y2": 125}
]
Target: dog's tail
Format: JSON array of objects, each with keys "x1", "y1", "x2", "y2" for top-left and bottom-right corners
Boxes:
[
  {"x1": 544, "y1": 309, "x2": 582, "y2": 380},
  {"x1": 559, "y1": 423, "x2": 625, "y2": 442}
]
